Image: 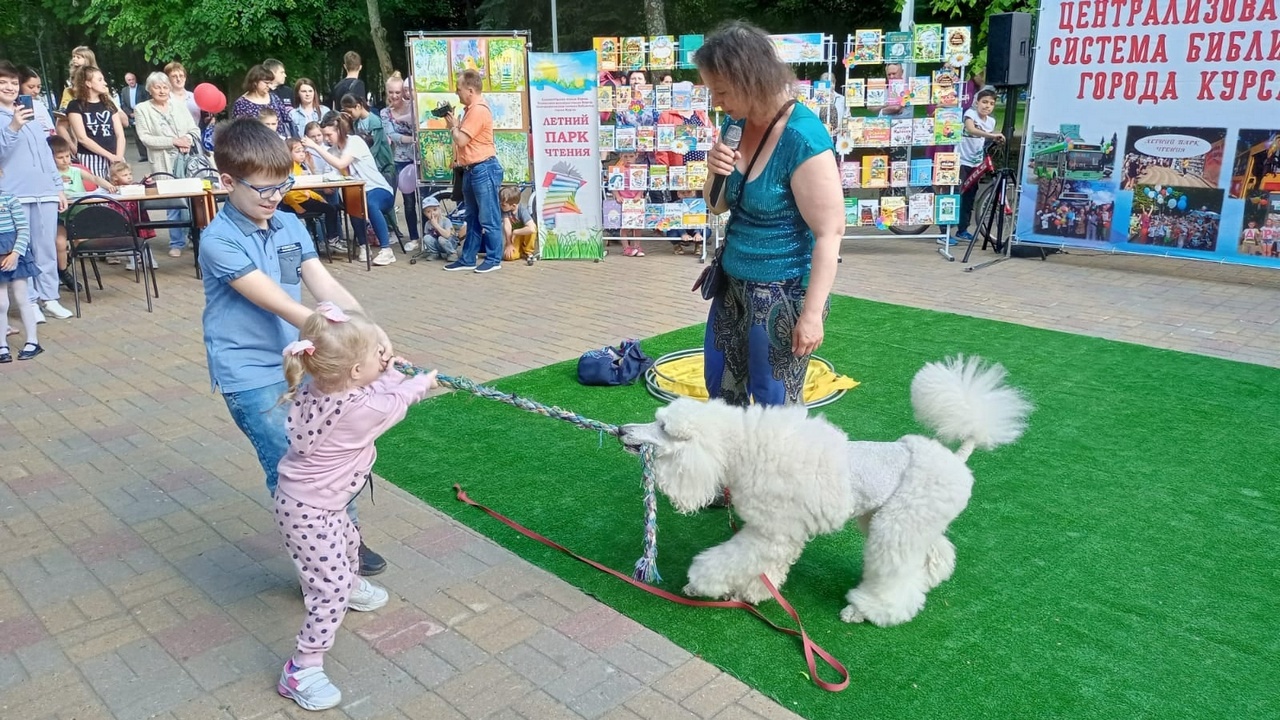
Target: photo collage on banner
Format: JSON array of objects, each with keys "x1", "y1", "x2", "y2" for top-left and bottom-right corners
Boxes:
[
  {"x1": 594, "y1": 35, "x2": 716, "y2": 237},
  {"x1": 839, "y1": 25, "x2": 973, "y2": 231},
  {"x1": 407, "y1": 35, "x2": 532, "y2": 184},
  {"x1": 1016, "y1": 2, "x2": 1280, "y2": 269},
  {"x1": 528, "y1": 51, "x2": 604, "y2": 260}
]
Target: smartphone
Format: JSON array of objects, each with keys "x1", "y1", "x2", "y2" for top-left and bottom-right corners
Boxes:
[{"x1": 17, "y1": 95, "x2": 34, "y2": 111}]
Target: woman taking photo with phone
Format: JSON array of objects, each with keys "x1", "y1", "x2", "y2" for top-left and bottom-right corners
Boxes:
[{"x1": 695, "y1": 21, "x2": 844, "y2": 407}]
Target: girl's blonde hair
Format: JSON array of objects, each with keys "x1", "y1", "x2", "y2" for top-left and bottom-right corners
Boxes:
[{"x1": 282, "y1": 306, "x2": 379, "y2": 401}]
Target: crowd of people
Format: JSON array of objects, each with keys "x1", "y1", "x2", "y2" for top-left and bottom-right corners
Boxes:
[{"x1": 2, "y1": 20, "x2": 846, "y2": 714}]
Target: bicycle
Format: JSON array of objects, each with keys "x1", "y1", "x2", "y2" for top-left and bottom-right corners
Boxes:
[{"x1": 958, "y1": 140, "x2": 1027, "y2": 265}]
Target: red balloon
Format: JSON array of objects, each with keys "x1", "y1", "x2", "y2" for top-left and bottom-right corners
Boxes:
[{"x1": 193, "y1": 82, "x2": 227, "y2": 114}]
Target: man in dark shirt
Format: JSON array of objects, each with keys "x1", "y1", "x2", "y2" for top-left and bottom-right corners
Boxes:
[
  {"x1": 264, "y1": 58, "x2": 293, "y2": 111},
  {"x1": 331, "y1": 51, "x2": 366, "y2": 108}
]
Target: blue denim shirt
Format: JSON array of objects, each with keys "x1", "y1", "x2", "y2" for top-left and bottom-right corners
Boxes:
[
  {"x1": 200, "y1": 202, "x2": 318, "y2": 393},
  {"x1": 721, "y1": 104, "x2": 834, "y2": 284}
]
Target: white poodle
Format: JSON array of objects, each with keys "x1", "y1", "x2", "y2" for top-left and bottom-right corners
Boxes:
[{"x1": 619, "y1": 356, "x2": 1032, "y2": 627}]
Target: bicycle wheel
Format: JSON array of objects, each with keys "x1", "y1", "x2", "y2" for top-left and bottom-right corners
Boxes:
[
  {"x1": 431, "y1": 189, "x2": 462, "y2": 224},
  {"x1": 972, "y1": 179, "x2": 1014, "y2": 252},
  {"x1": 884, "y1": 185, "x2": 932, "y2": 235}
]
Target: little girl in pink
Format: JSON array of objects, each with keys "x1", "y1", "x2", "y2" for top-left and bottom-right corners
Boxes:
[{"x1": 273, "y1": 302, "x2": 437, "y2": 711}]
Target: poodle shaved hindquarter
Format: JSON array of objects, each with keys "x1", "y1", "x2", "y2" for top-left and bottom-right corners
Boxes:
[{"x1": 619, "y1": 356, "x2": 1030, "y2": 627}]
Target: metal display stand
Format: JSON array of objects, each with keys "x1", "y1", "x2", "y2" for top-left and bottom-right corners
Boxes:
[{"x1": 836, "y1": 27, "x2": 972, "y2": 259}]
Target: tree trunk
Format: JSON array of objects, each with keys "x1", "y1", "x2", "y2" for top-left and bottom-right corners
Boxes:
[
  {"x1": 643, "y1": 0, "x2": 668, "y2": 36},
  {"x1": 365, "y1": 0, "x2": 395, "y2": 78}
]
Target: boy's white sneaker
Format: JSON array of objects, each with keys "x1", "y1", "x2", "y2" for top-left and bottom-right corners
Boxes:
[
  {"x1": 277, "y1": 660, "x2": 341, "y2": 711},
  {"x1": 348, "y1": 578, "x2": 389, "y2": 612},
  {"x1": 42, "y1": 300, "x2": 74, "y2": 320},
  {"x1": 371, "y1": 248, "x2": 396, "y2": 266},
  {"x1": 403, "y1": 240, "x2": 419, "y2": 252}
]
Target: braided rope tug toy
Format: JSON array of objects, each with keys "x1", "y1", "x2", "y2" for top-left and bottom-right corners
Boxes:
[{"x1": 395, "y1": 361, "x2": 663, "y2": 583}]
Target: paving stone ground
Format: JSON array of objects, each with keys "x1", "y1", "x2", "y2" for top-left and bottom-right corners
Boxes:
[{"x1": 2, "y1": 191, "x2": 1278, "y2": 719}]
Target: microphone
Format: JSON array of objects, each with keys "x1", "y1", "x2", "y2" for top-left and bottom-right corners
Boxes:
[{"x1": 709, "y1": 124, "x2": 742, "y2": 207}]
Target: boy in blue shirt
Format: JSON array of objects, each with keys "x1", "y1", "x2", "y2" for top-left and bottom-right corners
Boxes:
[{"x1": 200, "y1": 118, "x2": 393, "y2": 578}]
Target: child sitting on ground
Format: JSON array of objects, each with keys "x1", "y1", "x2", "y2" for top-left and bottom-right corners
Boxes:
[
  {"x1": 500, "y1": 186, "x2": 537, "y2": 262},
  {"x1": 419, "y1": 196, "x2": 458, "y2": 260},
  {"x1": 274, "y1": 303, "x2": 437, "y2": 711}
]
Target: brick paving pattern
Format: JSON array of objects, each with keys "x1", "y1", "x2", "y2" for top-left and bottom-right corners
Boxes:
[{"x1": 2, "y1": 194, "x2": 1278, "y2": 718}]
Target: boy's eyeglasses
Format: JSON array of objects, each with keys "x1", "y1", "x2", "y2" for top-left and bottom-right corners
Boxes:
[{"x1": 235, "y1": 177, "x2": 295, "y2": 199}]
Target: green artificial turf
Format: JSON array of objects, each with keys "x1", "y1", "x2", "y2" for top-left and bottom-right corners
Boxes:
[{"x1": 376, "y1": 295, "x2": 1280, "y2": 719}]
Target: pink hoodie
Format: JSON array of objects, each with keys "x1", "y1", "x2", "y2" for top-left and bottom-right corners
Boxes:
[{"x1": 276, "y1": 367, "x2": 435, "y2": 511}]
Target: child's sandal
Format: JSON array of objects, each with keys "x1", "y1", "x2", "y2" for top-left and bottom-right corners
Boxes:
[{"x1": 673, "y1": 245, "x2": 685, "y2": 255}]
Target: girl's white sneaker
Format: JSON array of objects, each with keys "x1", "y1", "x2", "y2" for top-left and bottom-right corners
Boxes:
[
  {"x1": 348, "y1": 578, "x2": 389, "y2": 612},
  {"x1": 278, "y1": 660, "x2": 341, "y2": 711}
]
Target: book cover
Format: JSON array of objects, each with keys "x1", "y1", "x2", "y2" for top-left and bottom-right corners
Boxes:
[
  {"x1": 633, "y1": 84, "x2": 656, "y2": 110},
  {"x1": 884, "y1": 31, "x2": 913, "y2": 63},
  {"x1": 644, "y1": 202, "x2": 664, "y2": 229},
  {"x1": 909, "y1": 158, "x2": 934, "y2": 186},
  {"x1": 602, "y1": 198, "x2": 622, "y2": 228},
  {"x1": 599, "y1": 125, "x2": 616, "y2": 152},
  {"x1": 934, "y1": 108, "x2": 963, "y2": 144},
  {"x1": 851, "y1": 29, "x2": 883, "y2": 64},
  {"x1": 813, "y1": 80, "x2": 834, "y2": 107},
  {"x1": 845, "y1": 117, "x2": 866, "y2": 146},
  {"x1": 935, "y1": 193, "x2": 960, "y2": 224},
  {"x1": 891, "y1": 119, "x2": 914, "y2": 147},
  {"x1": 862, "y1": 154, "x2": 889, "y2": 188},
  {"x1": 668, "y1": 165, "x2": 687, "y2": 190},
  {"x1": 890, "y1": 160, "x2": 909, "y2": 187},
  {"x1": 844, "y1": 198, "x2": 859, "y2": 227},
  {"x1": 606, "y1": 165, "x2": 626, "y2": 191},
  {"x1": 671, "y1": 83, "x2": 693, "y2": 111},
  {"x1": 648, "y1": 164, "x2": 669, "y2": 191},
  {"x1": 840, "y1": 161, "x2": 861, "y2": 188},
  {"x1": 691, "y1": 86, "x2": 710, "y2": 110},
  {"x1": 655, "y1": 84, "x2": 672, "y2": 110},
  {"x1": 880, "y1": 195, "x2": 907, "y2": 226},
  {"x1": 597, "y1": 86, "x2": 614, "y2": 113},
  {"x1": 932, "y1": 68, "x2": 960, "y2": 106},
  {"x1": 912, "y1": 117, "x2": 935, "y2": 146},
  {"x1": 695, "y1": 126, "x2": 716, "y2": 151},
  {"x1": 909, "y1": 192, "x2": 936, "y2": 225},
  {"x1": 864, "y1": 117, "x2": 892, "y2": 145},
  {"x1": 658, "y1": 202, "x2": 681, "y2": 231},
  {"x1": 914, "y1": 24, "x2": 943, "y2": 62},
  {"x1": 865, "y1": 78, "x2": 888, "y2": 108},
  {"x1": 887, "y1": 79, "x2": 910, "y2": 108},
  {"x1": 655, "y1": 125, "x2": 675, "y2": 151},
  {"x1": 934, "y1": 152, "x2": 960, "y2": 185},
  {"x1": 909, "y1": 76, "x2": 932, "y2": 106},
  {"x1": 637, "y1": 126, "x2": 656, "y2": 153},
  {"x1": 845, "y1": 79, "x2": 866, "y2": 107},
  {"x1": 627, "y1": 164, "x2": 649, "y2": 191},
  {"x1": 793, "y1": 80, "x2": 813, "y2": 101},
  {"x1": 621, "y1": 37, "x2": 646, "y2": 70},
  {"x1": 679, "y1": 35, "x2": 704, "y2": 68},
  {"x1": 595, "y1": 37, "x2": 619, "y2": 71},
  {"x1": 622, "y1": 197, "x2": 646, "y2": 228},
  {"x1": 615, "y1": 126, "x2": 637, "y2": 151},
  {"x1": 614, "y1": 89, "x2": 631, "y2": 113},
  {"x1": 858, "y1": 198, "x2": 880, "y2": 226},
  {"x1": 649, "y1": 35, "x2": 677, "y2": 70},
  {"x1": 945, "y1": 26, "x2": 972, "y2": 56},
  {"x1": 682, "y1": 197, "x2": 708, "y2": 228},
  {"x1": 686, "y1": 160, "x2": 708, "y2": 189}
]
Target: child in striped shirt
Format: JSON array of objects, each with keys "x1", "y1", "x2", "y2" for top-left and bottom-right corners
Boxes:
[{"x1": 0, "y1": 183, "x2": 44, "y2": 361}]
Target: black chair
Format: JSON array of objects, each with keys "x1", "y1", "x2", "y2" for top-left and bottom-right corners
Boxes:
[{"x1": 64, "y1": 197, "x2": 159, "y2": 316}]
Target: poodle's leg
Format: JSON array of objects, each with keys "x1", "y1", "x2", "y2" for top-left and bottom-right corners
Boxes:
[
  {"x1": 685, "y1": 525, "x2": 804, "y2": 604},
  {"x1": 923, "y1": 534, "x2": 956, "y2": 589},
  {"x1": 840, "y1": 510, "x2": 935, "y2": 627}
]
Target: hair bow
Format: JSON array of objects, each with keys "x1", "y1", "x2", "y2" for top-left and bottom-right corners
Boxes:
[
  {"x1": 283, "y1": 340, "x2": 315, "y2": 357},
  {"x1": 316, "y1": 302, "x2": 350, "y2": 323}
]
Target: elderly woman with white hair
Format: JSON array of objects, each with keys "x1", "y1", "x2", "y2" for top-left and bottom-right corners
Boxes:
[{"x1": 133, "y1": 71, "x2": 201, "y2": 257}]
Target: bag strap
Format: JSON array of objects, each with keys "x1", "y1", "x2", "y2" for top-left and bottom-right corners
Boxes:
[{"x1": 720, "y1": 99, "x2": 797, "y2": 254}]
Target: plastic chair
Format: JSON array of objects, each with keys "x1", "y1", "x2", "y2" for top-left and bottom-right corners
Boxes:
[{"x1": 64, "y1": 197, "x2": 159, "y2": 316}]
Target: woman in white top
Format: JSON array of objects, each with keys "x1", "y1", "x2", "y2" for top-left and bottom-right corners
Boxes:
[
  {"x1": 134, "y1": 72, "x2": 202, "y2": 256},
  {"x1": 164, "y1": 61, "x2": 202, "y2": 127},
  {"x1": 289, "y1": 78, "x2": 330, "y2": 134},
  {"x1": 303, "y1": 113, "x2": 397, "y2": 266}
]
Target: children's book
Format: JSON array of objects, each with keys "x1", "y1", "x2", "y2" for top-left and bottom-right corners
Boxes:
[
  {"x1": 682, "y1": 197, "x2": 708, "y2": 228},
  {"x1": 603, "y1": 198, "x2": 622, "y2": 228},
  {"x1": 880, "y1": 195, "x2": 907, "y2": 226},
  {"x1": 891, "y1": 119, "x2": 913, "y2": 147},
  {"x1": 614, "y1": 90, "x2": 631, "y2": 114},
  {"x1": 628, "y1": 164, "x2": 649, "y2": 191},
  {"x1": 884, "y1": 31, "x2": 913, "y2": 64},
  {"x1": 599, "y1": 125, "x2": 616, "y2": 152},
  {"x1": 932, "y1": 68, "x2": 960, "y2": 107},
  {"x1": 945, "y1": 26, "x2": 972, "y2": 56},
  {"x1": 621, "y1": 37, "x2": 646, "y2": 70},
  {"x1": 865, "y1": 78, "x2": 888, "y2": 108},
  {"x1": 615, "y1": 126, "x2": 637, "y2": 151},
  {"x1": 909, "y1": 158, "x2": 934, "y2": 186},
  {"x1": 691, "y1": 86, "x2": 710, "y2": 110},
  {"x1": 606, "y1": 165, "x2": 625, "y2": 191},
  {"x1": 858, "y1": 198, "x2": 880, "y2": 226},
  {"x1": 845, "y1": 117, "x2": 866, "y2": 146},
  {"x1": 935, "y1": 193, "x2": 960, "y2": 224},
  {"x1": 661, "y1": 202, "x2": 684, "y2": 231},
  {"x1": 844, "y1": 198, "x2": 859, "y2": 227},
  {"x1": 890, "y1": 160, "x2": 909, "y2": 187},
  {"x1": 909, "y1": 193, "x2": 936, "y2": 225},
  {"x1": 840, "y1": 161, "x2": 861, "y2": 188},
  {"x1": 649, "y1": 35, "x2": 677, "y2": 70},
  {"x1": 597, "y1": 86, "x2": 614, "y2": 113},
  {"x1": 864, "y1": 117, "x2": 892, "y2": 145},
  {"x1": 671, "y1": 83, "x2": 693, "y2": 111},
  {"x1": 934, "y1": 108, "x2": 963, "y2": 144},
  {"x1": 851, "y1": 30, "x2": 883, "y2": 64},
  {"x1": 595, "y1": 37, "x2": 619, "y2": 71},
  {"x1": 793, "y1": 80, "x2": 813, "y2": 101},
  {"x1": 655, "y1": 125, "x2": 675, "y2": 152},
  {"x1": 637, "y1": 126, "x2": 656, "y2": 153},
  {"x1": 648, "y1": 164, "x2": 669, "y2": 191},
  {"x1": 622, "y1": 197, "x2": 646, "y2": 228},
  {"x1": 914, "y1": 24, "x2": 943, "y2": 62},
  {"x1": 888, "y1": 79, "x2": 910, "y2": 108},
  {"x1": 668, "y1": 165, "x2": 687, "y2": 190},
  {"x1": 909, "y1": 76, "x2": 932, "y2": 106},
  {"x1": 655, "y1": 84, "x2": 672, "y2": 110},
  {"x1": 934, "y1": 152, "x2": 960, "y2": 185},
  {"x1": 845, "y1": 79, "x2": 866, "y2": 108},
  {"x1": 862, "y1": 154, "x2": 889, "y2": 188},
  {"x1": 813, "y1": 80, "x2": 834, "y2": 107},
  {"x1": 912, "y1": 117, "x2": 935, "y2": 146},
  {"x1": 686, "y1": 160, "x2": 708, "y2": 189},
  {"x1": 644, "y1": 203, "x2": 664, "y2": 229}
]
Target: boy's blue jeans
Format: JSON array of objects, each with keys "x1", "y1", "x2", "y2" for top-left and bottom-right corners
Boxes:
[{"x1": 223, "y1": 381, "x2": 359, "y2": 524}]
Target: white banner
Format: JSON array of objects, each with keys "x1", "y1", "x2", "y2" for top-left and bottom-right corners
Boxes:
[
  {"x1": 1016, "y1": 2, "x2": 1280, "y2": 269},
  {"x1": 529, "y1": 51, "x2": 604, "y2": 260}
]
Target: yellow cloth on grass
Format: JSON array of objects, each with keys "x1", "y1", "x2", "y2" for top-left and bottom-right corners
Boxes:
[{"x1": 652, "y1": 353, "x2": 858, "y2": 403}]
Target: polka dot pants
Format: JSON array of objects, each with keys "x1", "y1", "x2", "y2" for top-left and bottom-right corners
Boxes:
[{"x1": 275, "y1": 491, "x2": 361, "y2": 668}]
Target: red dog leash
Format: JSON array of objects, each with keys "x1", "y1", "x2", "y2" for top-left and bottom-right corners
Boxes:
[{"x1": 453, "y1": 485, "x2": 849, "y2": 692}]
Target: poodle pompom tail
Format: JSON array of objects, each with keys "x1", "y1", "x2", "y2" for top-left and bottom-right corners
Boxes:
[{"x1": 910, "y1": 355, "x2": 1033, "y2": 453}]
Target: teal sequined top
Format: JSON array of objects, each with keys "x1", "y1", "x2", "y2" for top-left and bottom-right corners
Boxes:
[{"x1": 721, "y1": 104, "x2": 835, "y2": 284}]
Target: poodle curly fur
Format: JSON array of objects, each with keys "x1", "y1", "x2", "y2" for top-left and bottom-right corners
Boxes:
[{"x1": 620, "y1": 356, "x2": 1032, "y2": 627}]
